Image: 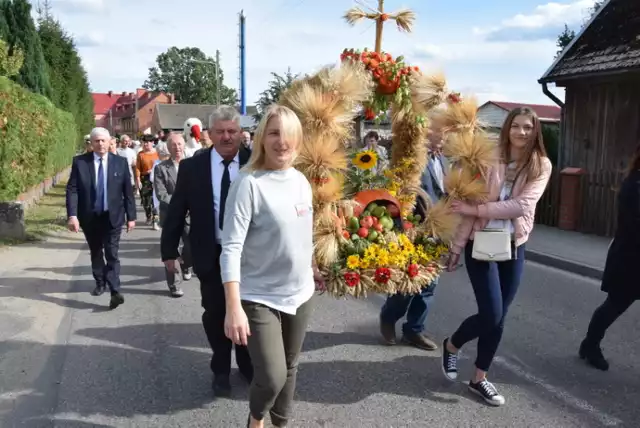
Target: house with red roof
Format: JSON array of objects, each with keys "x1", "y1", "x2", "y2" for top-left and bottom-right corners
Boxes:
[
  {"x1": 477, "y1": 101, "x2": 561, "y2": 131},
  {"x1": 92, "y1": 89, "x2": 176, "y2": 136}
]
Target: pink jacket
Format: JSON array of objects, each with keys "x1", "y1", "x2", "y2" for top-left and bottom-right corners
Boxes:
[{"x1": 451, "y1": 157, "x2": 553, "y2": 255}]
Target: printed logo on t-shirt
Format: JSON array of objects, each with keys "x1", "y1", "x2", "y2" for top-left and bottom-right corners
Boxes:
[{"x1": 294, "y1": 203, "x2": 311, "y2": 217}]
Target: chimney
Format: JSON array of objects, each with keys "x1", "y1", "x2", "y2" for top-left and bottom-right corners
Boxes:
[
  {"x1": 129, "y1": 92, "x2": 134, "y2": 97},
  {"x1": 121, "y1": 91, "x2": 126, "y2": 96},
  {"x1": 169, "y1": 93, "x2": 176, "y2": 104},
  {"x1": 108, "y1": 90, "x2": 113, "y2": 97}
]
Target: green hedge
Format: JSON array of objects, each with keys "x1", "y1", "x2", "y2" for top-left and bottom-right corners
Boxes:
[{"x1": 0, "y1": 76, "x2": 77, "y2": 200}]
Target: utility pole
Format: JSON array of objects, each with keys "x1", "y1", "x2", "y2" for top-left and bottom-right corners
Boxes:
[
  {"x1": 134, "y1": 92, "x2": 138, "y2": 136},
  {"x1": 215, "y1": 49, "x2": 221, "y2": 106}
]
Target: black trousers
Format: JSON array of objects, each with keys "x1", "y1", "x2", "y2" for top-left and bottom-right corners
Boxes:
[
  {"x1": 586, "y1": 293, "x2": 636, "y2": 345},
  {"x1": 199, "y1": 248, "x2": 252, "y2": 376},
  {"x1": 82, "y1": 212, "x2": 122, "y2": 293}
]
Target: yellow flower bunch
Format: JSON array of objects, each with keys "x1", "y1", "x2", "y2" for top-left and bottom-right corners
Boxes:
[
  {"x1": 344, "y1": 234, "x2": 421, "y2": 270},
  {"x1": 414, "y1": 242, "x2": 449, "y2": 265},
  {"x1": 383, "y1": 159, "x2": 415, "y2": 207}
]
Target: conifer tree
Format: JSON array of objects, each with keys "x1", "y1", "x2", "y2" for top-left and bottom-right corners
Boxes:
[
  {"x1": 2, "y1": 0, "x2": 51, "y2": 96},
  {"x1": 36, "y1": 1, "x2": 94, "y2": 141}
]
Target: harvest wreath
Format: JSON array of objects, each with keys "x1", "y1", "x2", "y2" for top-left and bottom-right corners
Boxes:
[{"x1": 279, "y1": 50, "x2": 496, "y2": 298}]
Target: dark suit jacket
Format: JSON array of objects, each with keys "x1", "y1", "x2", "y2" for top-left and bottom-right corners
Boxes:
[
  {"x1": 160, "y1": 146, "x2": 251, "y2": 277},
  {"x1": 66, "y1": 152, "x2": 136, "y2": 228},
  {"x1": 153, "y1": 159, "x2": 180, "y2": 227},
  {"x1": 416, "y1": 153, "x2": 449, "y2": 219}
]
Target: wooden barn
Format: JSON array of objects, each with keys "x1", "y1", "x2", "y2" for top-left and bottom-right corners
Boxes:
[{"x1": 538, "y1": 0, "x2": 640, "y2": 236}]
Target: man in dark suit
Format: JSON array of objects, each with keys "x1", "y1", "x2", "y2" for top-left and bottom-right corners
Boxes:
[
  {"x1": 66, "y1": 127, "x2": 137, "y2": 310},
  {"x1": 161, "y1": 105, "x2": 252, "y2": 396},
  {"x1": 379, "y1": 112, "x2": 449, "y2": 351},
  {"x1": 154, "y1": 132, "x2": 191, "y2": 297}
]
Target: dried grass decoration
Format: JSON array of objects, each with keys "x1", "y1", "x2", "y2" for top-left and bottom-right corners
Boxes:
[{"x1": 278, "y1": 48, "x2": 494, "y2": 298}]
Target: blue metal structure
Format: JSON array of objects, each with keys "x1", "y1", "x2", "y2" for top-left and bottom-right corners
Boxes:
[{"x1": 239, "y1": 10, "x2": 247, "y2": 115}]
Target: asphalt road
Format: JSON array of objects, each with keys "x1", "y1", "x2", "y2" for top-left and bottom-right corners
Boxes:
[{"x1": 1, "y1": 216, "x2": 638, "y2": 428}]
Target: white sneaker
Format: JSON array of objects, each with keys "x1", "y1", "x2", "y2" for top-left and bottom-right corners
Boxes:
[
  {"x1": 468, "y1": 379, "x2": 505, "y2": 406},
  {"x1": 183, "y1": 272, "x2": 192, "y2": 281},
  {"x1": 152, "y1": 222, "x2": 159, "y2": 231}
]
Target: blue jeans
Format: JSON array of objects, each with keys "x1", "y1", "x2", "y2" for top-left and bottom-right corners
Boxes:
[
  {"x1": 450, "y1": 242, "x2": 525, "y2": 372},
  {"x1": 380, "y1": 278, "x2": 438, "y2": 335}
]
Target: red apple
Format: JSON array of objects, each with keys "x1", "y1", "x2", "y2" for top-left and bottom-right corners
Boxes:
[
  {"x1": 353, "y1": 204, "x2": 364, "y2": 217},
  {"x1": 372, "y1": 217, "x2": 379, "y2": 226},
  {"x1": 387, "y1": 204, "x2": 400, "y2": 217},
  {"x1": 357, "y1": 227, "x2": 369, "y2": 238},
  {"x1": 361, "y1": 216, "x2": 374, "y2": 228},
  {"x1": 374, "y1": 223, "x2": 384, "y2": 233},
  {"x1": 403, "y1": 221, "x2": 414, "y2": 230}
]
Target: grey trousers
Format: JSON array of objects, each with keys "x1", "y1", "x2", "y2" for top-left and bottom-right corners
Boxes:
[
  {"x1": 242, "y1": 296, "x2": 314, "y2": 426},
  {"x1": 163, "y1": 226, "x2": 192, "y2": 288}
]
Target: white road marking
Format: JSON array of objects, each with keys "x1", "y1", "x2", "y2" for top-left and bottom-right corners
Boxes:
[{"x1": 494, "y1": 355, "x2": 622, "y2": 427}]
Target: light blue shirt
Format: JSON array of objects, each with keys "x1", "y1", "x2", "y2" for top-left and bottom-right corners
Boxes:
[{"x1": 93, "y1": 152, "x2": 108, "y2": 211}]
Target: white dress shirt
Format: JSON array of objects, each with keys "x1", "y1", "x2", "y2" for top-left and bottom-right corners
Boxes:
[
  {"x1": 211, "y1": 148, "x2": 240, "y2": 243},
  {"x1": 93, "y1": 152, "x2": 108, "y2": 211},
  {"x1": 430, "y1": 155, "x2": 445, "y2": 192}
]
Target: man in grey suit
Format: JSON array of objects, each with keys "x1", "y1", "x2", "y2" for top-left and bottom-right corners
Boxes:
[
  {"x1": 379, "y1": 113, "x2": 449, "y2": 351},
  {"x1": 153, "y1": 132, "x2": 192, "y2": 297}
]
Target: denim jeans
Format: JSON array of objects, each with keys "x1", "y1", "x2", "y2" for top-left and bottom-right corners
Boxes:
[
  {"x1": 380, "y1": 278, "x2": 438, "y2": 335},
  {"x1": 450, "y1": 242, "x2": 525, "y2": 372}
]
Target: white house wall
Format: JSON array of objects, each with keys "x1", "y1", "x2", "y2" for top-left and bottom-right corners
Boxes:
[{"x1": 477, "y1": 103, "x2": 508, "y2": 129}]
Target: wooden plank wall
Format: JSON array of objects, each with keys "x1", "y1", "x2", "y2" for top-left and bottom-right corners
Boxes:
[
  {"x1": 563, "y1": 77, "x2": 640, "y2": 172},
  {"x1": 560, "y1": 75, "x2": 640, "y2": 236}
]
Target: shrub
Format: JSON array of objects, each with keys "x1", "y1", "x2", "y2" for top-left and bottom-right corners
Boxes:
[
  {"x1": 542, "y1": 123, "x2": 560, "y2": 166},
  {"x1": 0, "y1": 76, "x2": 77, "y2": 200}
]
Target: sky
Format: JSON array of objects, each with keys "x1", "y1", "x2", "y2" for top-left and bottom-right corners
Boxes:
[{"x1": 41, "y1": 0, "x2": 600, "y2": 106}]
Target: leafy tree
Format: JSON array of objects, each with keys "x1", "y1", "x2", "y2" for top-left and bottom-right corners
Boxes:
[
  {"x1": 0, "y1": 38, "x2": 23, "y2": 76},
  {"x1": 143, "y1": 47, "x2": 237, "y2": 105},
  {"x1": 36, "y1": 0, "x2": 94, "y2": 145},
  {"x1": 1, "y1": 0, "x2": 51, "y2": 96},
  {"x1": 254, "y1": 68, "x2": 298, "y2": 121},
  {"x1": 555, "y1": 1, "x2": 604, "y2": 56}
]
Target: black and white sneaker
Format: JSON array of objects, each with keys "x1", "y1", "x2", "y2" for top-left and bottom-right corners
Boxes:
[
  {"x1": 468, "y1": 379, "x2": 505, "y2": 406},
  {"x1": 441, "y1": 338, "x2": 458, "y2": 381}
]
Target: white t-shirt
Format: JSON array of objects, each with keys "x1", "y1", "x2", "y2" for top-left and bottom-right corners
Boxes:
[
  {"x1": 486, "y1": 162, "x2": 518, "y2": 233},
  {"x1": 116, "y1": 147, "x2": 136, "y2": 185},
  {"x1": 220, "y1": 168, "x2": 315, "y2": 315}
]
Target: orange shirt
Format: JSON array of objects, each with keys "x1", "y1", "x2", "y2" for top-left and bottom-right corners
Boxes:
[{"x1": 136, "y1": 150, "x2": 159, "y2": 179}]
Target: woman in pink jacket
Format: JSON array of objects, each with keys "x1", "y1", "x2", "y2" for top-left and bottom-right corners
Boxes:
[{"x1": 440, "y1": 107, "x2": 552, "y2": 406}]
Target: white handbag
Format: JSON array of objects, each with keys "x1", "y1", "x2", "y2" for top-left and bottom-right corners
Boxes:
[
  {"x1": 471, "y1": 167, "x2": 522, "y2": 262},
  {"x1": 472, "y1": 228, "x2": 512, "y2": 261}
]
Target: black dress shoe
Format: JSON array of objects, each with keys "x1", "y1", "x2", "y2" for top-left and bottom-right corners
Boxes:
[
  {"x1": 212, "y1": 375, "x2": 231, "y2": 397},
  {"x1": 109, "y1": 293, "x2": 125, "y2": 310},
  {"x1": 91, "y1": 286, "x2": 106, "y2": 296}
]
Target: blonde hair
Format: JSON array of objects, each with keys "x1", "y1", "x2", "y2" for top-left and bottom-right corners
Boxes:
[{"x1": 244, "y1": 105, "x2": 303, "y2": 171}]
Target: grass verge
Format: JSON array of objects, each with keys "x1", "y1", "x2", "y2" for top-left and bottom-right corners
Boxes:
[{"x1": 0, "y1": 180, "x2": 69, "y2": 247}]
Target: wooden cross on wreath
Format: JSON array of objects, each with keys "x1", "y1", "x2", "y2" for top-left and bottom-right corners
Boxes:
[{"x1": 344, "y1": 0, "x2": 415, "y2": 53}]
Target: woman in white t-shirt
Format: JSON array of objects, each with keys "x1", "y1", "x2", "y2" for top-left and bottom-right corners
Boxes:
[{"x1": 221, "y1": 105, "x2": 323, "y2": 428}]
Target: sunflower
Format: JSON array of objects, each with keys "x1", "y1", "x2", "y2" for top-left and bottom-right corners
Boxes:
[
  {"x1": 353, "y1": 150, "x2": 378, "y2": 170},
  {"x1": 346, "y1": 255, "x2": 361, "y2": 269}
]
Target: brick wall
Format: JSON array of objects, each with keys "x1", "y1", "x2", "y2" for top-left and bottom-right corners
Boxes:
[{"x1": 137, "y1": 93, "x2": 173, "y2": 133}]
